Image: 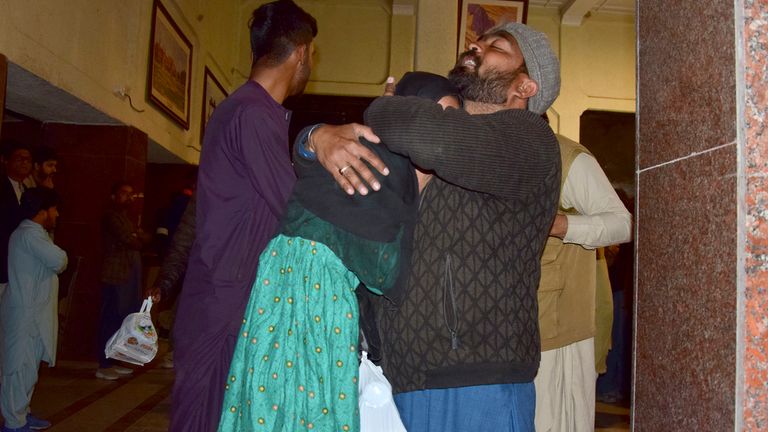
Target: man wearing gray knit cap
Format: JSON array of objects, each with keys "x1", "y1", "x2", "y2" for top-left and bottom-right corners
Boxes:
[
  {"x1": 305, "y1": 21, "x2": 561, "y2": 432},
  {"x1": 449, "y1": 21, "x2": 560, "y2": 115}
]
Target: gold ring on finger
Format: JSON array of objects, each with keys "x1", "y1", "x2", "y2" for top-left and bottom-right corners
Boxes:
[{"x1": 339, "y1": 165, "x2": 353, "y2": 176}]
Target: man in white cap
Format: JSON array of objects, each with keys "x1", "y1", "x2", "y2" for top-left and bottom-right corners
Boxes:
[{"x1": 302, "y1": 22, "x2": 562, "y2": 432}]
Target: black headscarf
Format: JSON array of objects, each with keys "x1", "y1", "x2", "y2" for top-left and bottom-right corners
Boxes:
[{"x1": 395, "y1": 71, "x2": 461, "y2": 105}]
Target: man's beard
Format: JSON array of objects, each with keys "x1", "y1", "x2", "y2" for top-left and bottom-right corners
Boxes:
[{"x1": 448, "y1": 50, "x2": 520, "y2": 105}]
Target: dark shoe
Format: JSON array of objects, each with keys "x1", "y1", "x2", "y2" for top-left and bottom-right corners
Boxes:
[
  {"x1": 26, "y1": 414, "x2": 51, "y2": 430},
  {"x1": 111, "y1": 365, "x2": 133, "y2": 376},
  {"x1": 597, "y1": 391, "x2": 622, "y2": 404},
  {"x1": 1, "y1": 424, "x2": 32, "y2": 432},
  {"x1": 95, "y1": 368, "x2": 119, "y2": 380}
]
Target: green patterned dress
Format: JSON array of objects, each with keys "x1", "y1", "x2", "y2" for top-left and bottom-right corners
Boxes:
[
  {"x1": 217, "y1": 128, "x2": 418, "y2": 432},
  {"x1": 218, "y1": 234, "x2": 362, "y2": 432}
]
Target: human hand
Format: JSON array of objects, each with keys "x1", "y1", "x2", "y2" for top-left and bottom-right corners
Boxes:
[
  {"x1": 383, "y1": 76, "x2": 396, "y2": 96},
  {"x1": 311, "y1": 123, "x2": 389, "y2": 195},
  {"x1": 145, "y1": 286, "x2": 161, "y2": 303},
  {"x1": 549, "y1": 214, "x2": 568, "y2": 239}
]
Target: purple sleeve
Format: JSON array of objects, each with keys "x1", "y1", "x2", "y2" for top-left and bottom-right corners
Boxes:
[{"x1": 231, "y1": 107, "x2": 295, "y2": 219}]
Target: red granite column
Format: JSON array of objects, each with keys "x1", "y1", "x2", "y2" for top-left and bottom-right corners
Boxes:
[
  {"x1": 635, "y1": 1, "x2": 738, "y2": 430},
  {"x1": 637, "y1": 0, "x2": 768, "y2": 430},
  {"x1": 742, "y1": 0, "x2": 768, "y2": 429}
]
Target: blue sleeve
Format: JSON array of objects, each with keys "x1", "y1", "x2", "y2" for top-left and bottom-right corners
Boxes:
[
  {"x1": 294, "y1": 124, "x2": 322, "y2": 161},
  {"x1": 26, "y1": 229, "x2": 68, "y2": 273}
]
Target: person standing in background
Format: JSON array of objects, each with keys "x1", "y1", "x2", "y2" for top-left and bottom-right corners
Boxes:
[
  {"x1": 95, "y1": 182, "x2": 148, "y2": 381},
  {"x1": 1, "y1": 187, "x2": 67, "y2": 432},
  {"x1": 0, "y1": 141, "x2": 33, "y2": 306},
  {"x1": 534, "y1": 134, "x2": 632, "y2": 432},
  {"x1": 146, "y1": 193, "x2": 196, "y2": 369},
  {"x1": 26, "y1": 146, "x2": 57, "y2": 189}
]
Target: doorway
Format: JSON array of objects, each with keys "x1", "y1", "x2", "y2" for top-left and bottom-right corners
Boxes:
[{"x1": 580, "y1": 110, "x2": 635, "y2": 429}]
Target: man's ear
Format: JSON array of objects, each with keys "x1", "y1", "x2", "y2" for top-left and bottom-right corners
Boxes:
[
  {"x1": 293, "y1": 43, "x2": 308, "y2": 65},
  {"x1": 509, "y1": 76, "x2": 539, "y2": 103}
]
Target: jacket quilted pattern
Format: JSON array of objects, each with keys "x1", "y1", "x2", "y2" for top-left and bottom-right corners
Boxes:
[{"x1": 364, "y1": 96, "x2": 561, "y2": 393}]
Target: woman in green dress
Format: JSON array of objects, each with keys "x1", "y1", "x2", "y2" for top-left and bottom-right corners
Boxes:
[{"x1": 217, "y1": 72, "x2": 460, "y2": 432}]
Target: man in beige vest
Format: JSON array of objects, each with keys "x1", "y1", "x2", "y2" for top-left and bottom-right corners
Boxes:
[{"x1": 534, "y1": 134, "x2": 632, "y2": 432}]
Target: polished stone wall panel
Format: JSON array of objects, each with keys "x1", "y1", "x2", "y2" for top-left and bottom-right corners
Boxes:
[
  {"x1": 635, "y1": 145, "x2": 737, "y2": 430},
  {"x1": 636, "y1": 0, "x2": 744, "y2": 429},
  {"x1": 40, "y1": 123, "x2": 147, "y2": 361},
  {"x1": 637, "y1": 1, "x2": 737, "y2": 169},
  {"x1": 742, "y1": 0, "x2": 768, "y2": 429}
]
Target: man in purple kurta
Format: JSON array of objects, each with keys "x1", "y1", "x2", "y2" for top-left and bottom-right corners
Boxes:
[{"x1": 169, "y1": 2, "x2": 317, "y2": 431}]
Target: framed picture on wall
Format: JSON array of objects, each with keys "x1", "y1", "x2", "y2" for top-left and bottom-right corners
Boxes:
[
  {"x1": 200, "y1": 67, "x2": 228, "y2": 145},
  {"x1": 458, "y1": 0, "x2": 528, "y2": 54},
  {"x1": 148, "y1": 0, "x2": 193, "y2": 130}
]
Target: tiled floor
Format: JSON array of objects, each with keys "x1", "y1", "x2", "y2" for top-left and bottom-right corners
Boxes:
[
  {"x1": 14, "y1": 349, "x2": 630, "y2": 431},
  {"x1": 28, "y1": 360, "x2": 172, "y2": 432},
  {"x1": 595, "y1": 401, "x2": 631, "y2": 432}
]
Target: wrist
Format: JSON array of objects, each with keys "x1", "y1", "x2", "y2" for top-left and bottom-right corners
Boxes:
[
  {"x1": 307, "y1": 123, "x2": 324, "y2": 153},
  {"x1": 297, "y1": 124, "x2": 323, "y2": 161},
  {"x1": 556, "y1": 215, "x2": 569, "y2": 239},
  {"x1": 549, "y1": 214, "x2": 569, "y2": 239}
]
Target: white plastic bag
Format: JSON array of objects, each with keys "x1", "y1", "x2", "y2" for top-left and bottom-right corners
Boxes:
[
  {"x1": 359, "y1": 351, "x2": 407, "y2": 432},
  {"x1": 104, "y1": 297, "x2": 158, "y2": 366}
]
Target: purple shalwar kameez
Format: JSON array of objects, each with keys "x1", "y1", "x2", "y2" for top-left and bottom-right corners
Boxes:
[{"x1": 169, "y1": 81, "x2": 296, "y2": 432}]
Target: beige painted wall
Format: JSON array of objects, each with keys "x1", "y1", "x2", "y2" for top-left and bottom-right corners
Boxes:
[
  {"x1": 414, "y1": 3, "x2": 636, "y2": 141},
  {"x1": 237, "y1": 0, "x2": 416, "y2": 97},
  {"x1": 0, "y1": 0, "x2": 634, "y2": 162},
  {"x1": 0, "y1": 0, "x2": 241, "y2": 164},
  {"x1": 0, "y1": 0, "x2": 416, "y2": 163},
  {"x1": 533, "y1": 10, "x2": 636, "y2": 139}
]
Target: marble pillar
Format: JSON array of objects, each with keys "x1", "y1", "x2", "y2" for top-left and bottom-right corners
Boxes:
[
  {"x1": 741, "y1": 0, "x2": 768, "y2": 430},
  {"x1": 636, "y1": 0, "x2": 767, "y2": 430}
]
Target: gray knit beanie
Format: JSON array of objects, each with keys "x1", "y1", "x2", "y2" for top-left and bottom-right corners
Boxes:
[{"x1": 490, "y1": 22, "x2": 560, "y2": 114}]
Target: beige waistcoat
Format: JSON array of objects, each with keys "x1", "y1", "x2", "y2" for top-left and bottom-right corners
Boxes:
[{"x1": 538, "y1": 135, "x2": 599, "y2": 351}]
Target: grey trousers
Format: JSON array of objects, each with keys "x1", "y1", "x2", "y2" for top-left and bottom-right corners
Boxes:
[{"x1": 0, "y1": 335, "x2": 44, "y2": 428}]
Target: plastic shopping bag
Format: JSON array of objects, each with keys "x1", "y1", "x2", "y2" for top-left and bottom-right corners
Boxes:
[
  {"x1": 104, "y1": 297, "x2": 158, "y2": 366},
  {"x1": 359, "y1": 351, "x2": 407, "y2": 432}
]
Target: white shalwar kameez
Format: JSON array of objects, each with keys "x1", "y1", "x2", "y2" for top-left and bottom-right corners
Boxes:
[{"x1": 0, "y1": 220, "x2": 67, "y2": 428}]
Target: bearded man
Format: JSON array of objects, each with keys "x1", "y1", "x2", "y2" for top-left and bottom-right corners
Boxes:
[
  {"x1": 304, "y1": 22, "x2": 562, "y2": 432},
  {"x1": 169, "y1": 2, "x2": 317, "y2": 431},
  {"x1": 1, "y1": 188, "x2": 66, "y2": 432}
]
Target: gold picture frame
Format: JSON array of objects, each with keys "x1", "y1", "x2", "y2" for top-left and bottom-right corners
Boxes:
[
  {"x1": 200, "y1": 66, "x2": 228, "y2": 145},
  {"x1": 148, "y1": 0, "x2": 193, "y2": 129},
  {"x1": 458, "y1": 0, "x2": 528, "y2": 54}
]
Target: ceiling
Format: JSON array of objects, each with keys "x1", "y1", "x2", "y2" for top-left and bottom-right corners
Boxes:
[
  {"x1": 3, "y1": 62, "x2": 187, "y2": 164},
  {"x1": 4, "y1": 62, "x2": 121, "y2": 126},
  {"x1": 529, "y1": 0, "x2": 635, "y2": 15},
  {"x1": 244, "y1": 0, "x2": 636, "y2": 15}
]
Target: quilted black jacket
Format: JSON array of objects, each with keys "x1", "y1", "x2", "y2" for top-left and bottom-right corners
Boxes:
[{"x1": 364, "y1": 96, "x2": 561, "y2": 393}]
